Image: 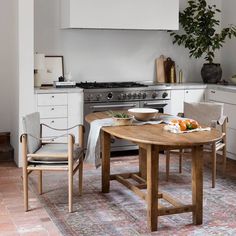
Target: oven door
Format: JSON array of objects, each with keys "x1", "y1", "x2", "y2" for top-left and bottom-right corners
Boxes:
[
  {"x1": 140, "y1": 100, "x2": 171, "y2": 114},
  {"x1": 84, "y1": 101, "x2": 139, "y2": 151}
]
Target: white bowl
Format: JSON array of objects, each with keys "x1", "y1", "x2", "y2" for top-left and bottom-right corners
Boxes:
[{"x1": 128, "y1": 108, "x2": 159, "y2": 121}]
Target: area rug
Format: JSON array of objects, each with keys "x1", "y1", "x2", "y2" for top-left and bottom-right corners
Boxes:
[{"x1": 29, "y1": 154, "x2": 236, "y2": 236}]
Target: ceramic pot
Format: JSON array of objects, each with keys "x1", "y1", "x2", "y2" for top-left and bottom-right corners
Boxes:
[{"x1": 201, "y1": 63, "x2": 222, "y2": 84}]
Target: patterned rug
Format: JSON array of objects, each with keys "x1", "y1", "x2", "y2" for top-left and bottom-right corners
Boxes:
[{"x1": 29, "y1": 154, "x2": 236, "y2": 236}]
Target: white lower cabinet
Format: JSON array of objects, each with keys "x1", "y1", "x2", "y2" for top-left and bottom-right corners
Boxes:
[
  {"x1": 170, "y1": 88, "x2": 205, "y2": 116},
  {"x1": 36, "y1": 92, "x2": 83, "y2": 144},
  {"x1": 169, "y1": 90, "x2": 185, "y2": 116},
  {"x1": 38, "y1": 106, "x2": 67, "y2": 119},
  {"x1": 68, "y1": 93, "x2": 84, "y2": 142},
  {"x1": 226, "y1": 128, "x2": 236, "y2": 157},
  {"x1": 184, "y1": 89, "x2": 205, "y2": 103},
  {"x1": 207, "y1": 88, "x2": 236, "y2": 159},
  {"x1": 41, "y1": 118, "x2": 68, "y2": 143}
]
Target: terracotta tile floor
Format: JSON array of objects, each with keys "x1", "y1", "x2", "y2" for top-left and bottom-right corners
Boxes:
[
  {"x1": 1, "y1": 155, "x2": 236, "y2": 236},
  {"x1": 0, "y1": 162, "x2": 62, "y2": 236}
]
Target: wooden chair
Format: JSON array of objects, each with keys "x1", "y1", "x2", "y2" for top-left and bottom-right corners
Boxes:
[
  {"x1": 166, "y1": 102, "x2": 227, "y2": 188},
  {"x1": 20, "y1": 112, "x2": 85, "y2": 212}
]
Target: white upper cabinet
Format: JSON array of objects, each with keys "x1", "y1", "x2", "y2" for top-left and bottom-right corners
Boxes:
[{"x1": 61, "y1": 0, "x2": 179, "y2": 30}]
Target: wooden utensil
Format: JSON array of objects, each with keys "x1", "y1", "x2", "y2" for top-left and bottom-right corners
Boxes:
[{"x1": 155, "y1": 55, "x2": 166, "y2": 83}]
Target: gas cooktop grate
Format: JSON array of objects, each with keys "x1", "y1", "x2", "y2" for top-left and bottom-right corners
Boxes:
[{"x1": 76, "y1": 81, "x2": 148, "y2": 89}]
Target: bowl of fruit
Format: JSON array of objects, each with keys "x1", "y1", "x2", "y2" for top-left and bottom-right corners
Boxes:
[
  {"x1": 165, "y1": 119, "x2": 200, "y2": 133},
  {"x1": 108, "y1": 111, "x2": 134, "y2": 126},
  {"x1": 171, "y1": 119, "x2": 200, "y2": 131}
]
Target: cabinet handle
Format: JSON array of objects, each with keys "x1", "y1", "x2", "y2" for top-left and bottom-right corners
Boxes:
[
  {"x1": 51, "y1": 120, "x2": 54, "y2": 123},
  {"x1": 51, "y1": 95, "x2": 54, "y2": 98},
  {"x1": 210, "y1": 90, "x2": 216, "y2": 93},
  {"x1": 51, "y1": 108, "x2": 55, "y2": 111},
  {"x1": 186, "y1": 91, "x2": 188, "y2": 93}
]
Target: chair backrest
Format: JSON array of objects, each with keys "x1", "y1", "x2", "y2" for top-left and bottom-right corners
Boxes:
[
  {"x1": 22, "y1": 112, "x2": 41, "y2": 153},
  {"x1": 184, "y1": 102, "x2": 224, "y2": 127}
]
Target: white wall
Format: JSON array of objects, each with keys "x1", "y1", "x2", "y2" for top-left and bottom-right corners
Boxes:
[
  {"x1": 17, "y1": 0, "x2": 35, "y2": 166},
  {"x1": 221, "y1": 0, "x2": 236, "y2": 80},
  {"x1": 35, "y1": 0, "x2": 221, "y2": 83},
  {"x1": 0, "y1": 0, "x2": 19, "y2": 161}
]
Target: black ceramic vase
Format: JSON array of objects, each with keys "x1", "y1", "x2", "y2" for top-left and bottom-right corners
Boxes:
[{"x1": 201, "y1": 63, "x2": 222, "y2": 84}]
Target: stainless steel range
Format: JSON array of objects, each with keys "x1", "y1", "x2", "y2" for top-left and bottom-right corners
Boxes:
[{"x1": 76, "y1": 81, "x2": 171, "y2": 151}]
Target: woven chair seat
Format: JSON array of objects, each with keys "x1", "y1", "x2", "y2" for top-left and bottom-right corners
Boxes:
[{"x1": 27, "y1": 143, "x2": 84, "y2": 164}]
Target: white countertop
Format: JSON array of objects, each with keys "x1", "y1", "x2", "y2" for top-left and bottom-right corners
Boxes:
[
  {"x1": 34, "y1": 87, "x2": 83, "y2": 94},
  {"x1": 169, "y1": 83, "x2": 207, "y2": 89},
  {"x1": 34, "y1": 83, "x2": 236, "y2": 93}
]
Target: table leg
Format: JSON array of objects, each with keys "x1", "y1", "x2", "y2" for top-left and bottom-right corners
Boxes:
[
  {"x1": 101, "y1": 130, "x2": 111, "y2": 193},
  {"x1": 139, "y1": 147, "x2": 147, "y2": 180},
  {"x1": 147, "y1": 144, "x2": 159, "y2": 231},
  {"x1": 192, "y1": 145, "x2": 203, "y2": 225}
]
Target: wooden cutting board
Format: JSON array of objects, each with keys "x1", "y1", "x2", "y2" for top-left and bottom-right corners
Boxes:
[{"x1": 155, "y1": 55, "x2": 166, "y2": 83}]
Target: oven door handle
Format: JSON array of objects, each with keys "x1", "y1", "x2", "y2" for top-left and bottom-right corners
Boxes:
[
  {"x1": 90, "y1": 104, "x2": 137, "y2": 109},
  {"x1": 143, "y1": 102, "x2": 168, "y2": 108}
]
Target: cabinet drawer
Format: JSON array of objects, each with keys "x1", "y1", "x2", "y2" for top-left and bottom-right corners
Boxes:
[
  {"x1": 38, "y1": 106, "x2": 67, "y2": 118},
  {"x1": 208, "y1": 89, "x2": 236, "y2": 105},
  {"x1": 224, "y1": 104, "x2": 236, "y2": 129},
  {"x1": 227, "y1": 128, "x2": 236, "y2": 155},
  {"x1": 37, "y1": 94, "x2": 67, "y2": 106},
  {"x1": 41, "y1": 118, "x2": 68, "y2": 143}
]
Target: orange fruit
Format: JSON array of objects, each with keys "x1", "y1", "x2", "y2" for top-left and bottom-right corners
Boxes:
[
  {"x1": 179, "y1": 121, "x2": 187, "y2": 131},
  {"x1": 190, "y1": 120, "x2": 199, "y2": 129},
  {"x1": 185, "y1": 119, "x2": 191, "y2": 127}
]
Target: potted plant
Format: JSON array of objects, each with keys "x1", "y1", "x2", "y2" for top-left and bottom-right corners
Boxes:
[{"x1": 169, "y1": 0, "x2": 236, "y2": 83}]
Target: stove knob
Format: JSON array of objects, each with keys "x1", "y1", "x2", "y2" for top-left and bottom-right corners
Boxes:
[
  {"x1": 120, "y1": 93, "x2": 126, "y2": 100},
  {"x1": 162, "y1": 92, "x2": 168, "y2": 99},
  {"x1": 142, "y1": 93, "x2": 147, "y2": 99},
  {"x1": 107, "y1": 92, "x2": 113, "y2": 100},
  {"x1": 87, "y1": 94, "x2": 93, "y2": 101},
  {"x1": 96, "y1": 94, "x2": 102, "y2": 101},
  {"x1": 132, "y1": 93, "x2": 137, "y2": 99},
  {"x1": 127, "y1": 93, "x2": 132, "y2": 99},
  {"x1": 152, "y1": 92, "x2": 157, "y2": 99},
  {"x1": 137, "y1": 93, "x2": 142, "y2": 99}
]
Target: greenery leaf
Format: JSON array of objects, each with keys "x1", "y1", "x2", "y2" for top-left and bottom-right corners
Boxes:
[{"x1": 169, "y1": 0, "x2": 236, "y2": 63}]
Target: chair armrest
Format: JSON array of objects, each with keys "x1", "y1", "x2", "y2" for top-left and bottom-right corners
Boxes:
[
  {"x1": 217, "y1": 116, "x2": 228, "y2": 125},
  {"x1": 40, "y1": 124, "x2": 84, "y2": 147},
  {"x1": 41, "y1": 123, "x2": 83, "y2": 131},
  {"x1": 20, "y1": 133, "x2": 27, "y2": 143}
]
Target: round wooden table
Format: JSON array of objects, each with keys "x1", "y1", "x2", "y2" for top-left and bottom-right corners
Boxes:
[{"x1": 86, "y1": 112, "x2": 222, "y2": 231}]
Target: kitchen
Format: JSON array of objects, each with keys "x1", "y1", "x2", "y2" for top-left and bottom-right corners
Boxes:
[{"x1": 1, "y1": 0, "x2": 236, "y2": 235}]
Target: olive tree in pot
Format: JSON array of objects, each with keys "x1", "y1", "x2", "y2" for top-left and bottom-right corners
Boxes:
[{"x1": 169, "y1": 0, "x2": 236, "y2": 84}]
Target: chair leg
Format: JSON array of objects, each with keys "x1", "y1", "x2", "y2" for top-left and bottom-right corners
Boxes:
[
  {"x1": 22, "y1": 134, "x2": 28, "y2": 212},
  {"x1": 212, "y1": 143, "x2": 216, "y2": 188},
  {"x1": 222, "y1": 146, "x2": 227, "y2": 175},
  {"x1": 23, "y1": 168, "x2": 28, "y2": 212},
  {"x1": 68, "y1": 135, "x2": 74, "y2": 213},
  {"x1": 79, "y1": 160, "x2": 83, "y2": 196},
  {"x1": 166, "y1": 150, "x2": 170, "y2": 181},
  {"x1": 179, "y1": 149, "x2": 183, "y2": 174},
  {"x1": 38, "y1": 170, "x2": 43, "y2": 195},
  {"x1": 68, "y1": 165, "x2": 73, "y2": 213}
]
